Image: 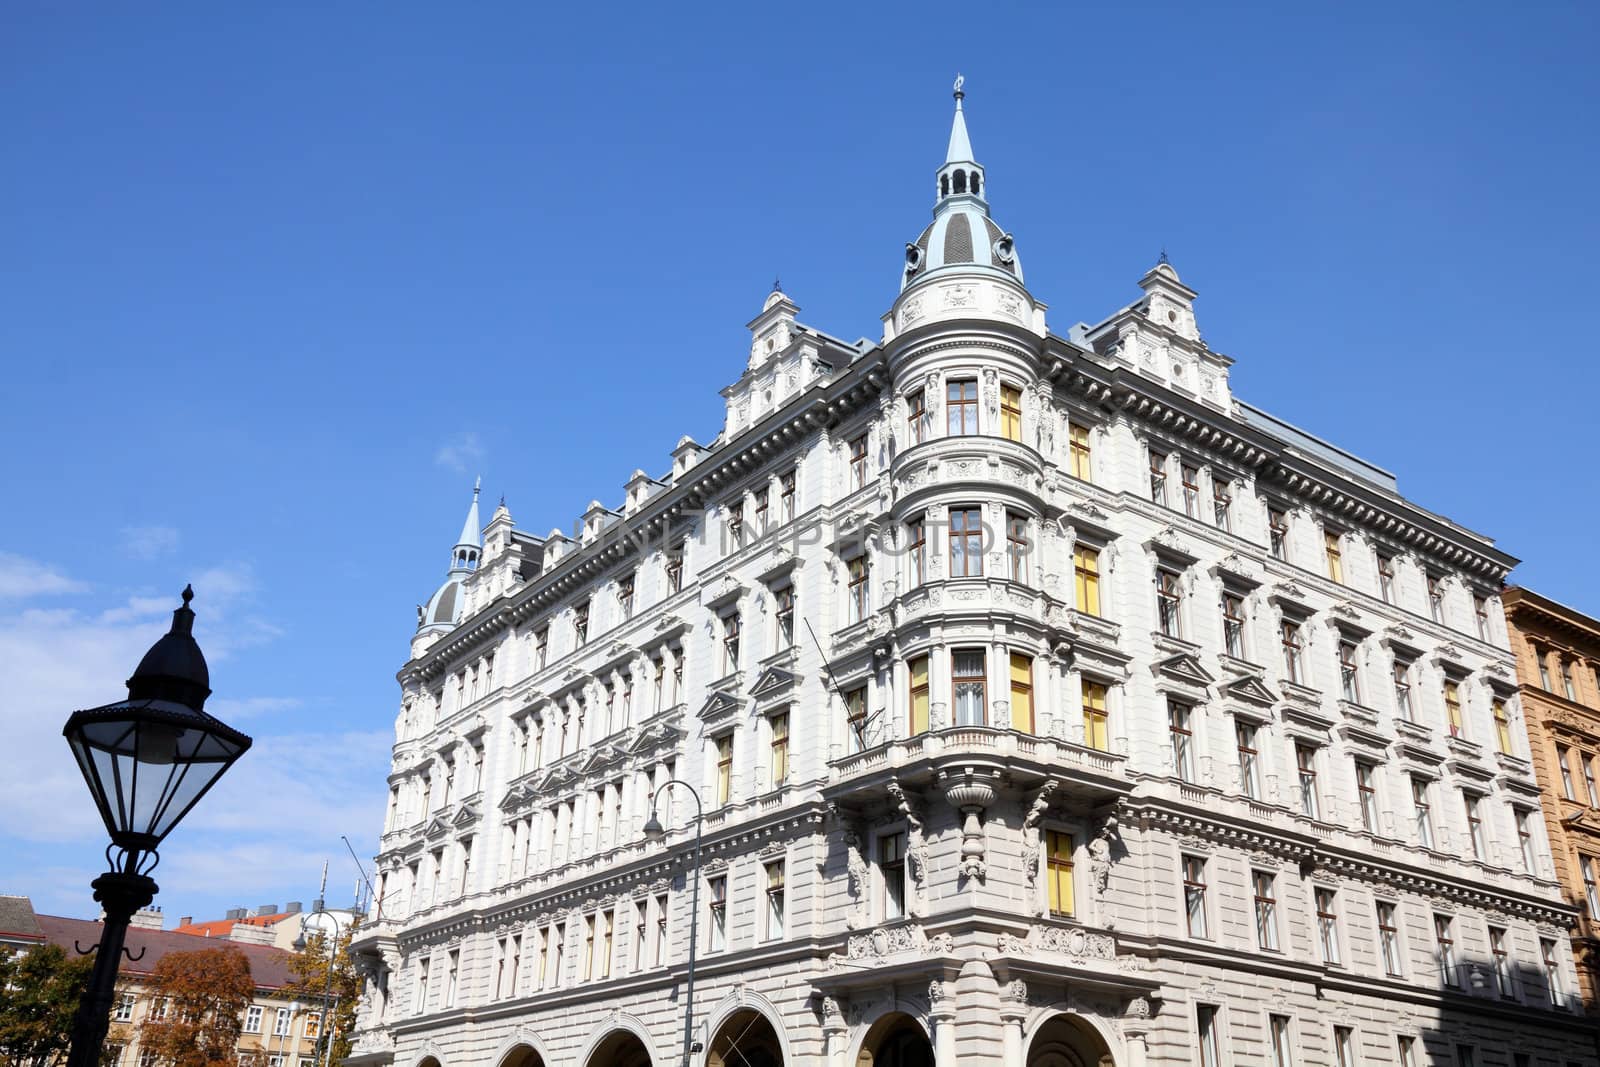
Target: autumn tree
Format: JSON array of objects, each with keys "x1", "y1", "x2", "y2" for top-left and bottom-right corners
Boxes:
[
  {"x1": 136, "y1": 947, "x2": 254, "y2": 1067},
  {"x1": 0, "y1": 944, "x2": 93, "y2": 1067},
  {"x1": 284, "y1": 930, "x2": 359, "y2": 1067}
]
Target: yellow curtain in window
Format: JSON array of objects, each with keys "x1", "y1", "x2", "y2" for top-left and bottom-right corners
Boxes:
[
  {"x1": 1082, "y1": 681, "x2": 1109, "y2": 751},
  {"x1": 1001, "y1": 385, "x2": 1022, "y2": 442},
  {"x1": 1046, "y1": 830, "x2": 1074, "y2": 915},
  {"x1": 909, "y1": 656, "x2": 930, "y2": 734},
  {"x1": 1010, "y1": 653, "x2": 1033, "y2": 732},
  {"x1": 1074, "y1": 546, "x2": 1100, "y2": 616}
]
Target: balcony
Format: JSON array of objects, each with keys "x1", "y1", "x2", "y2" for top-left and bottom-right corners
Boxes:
[
  {"x1": 889, "y1": 434, "x2": 1048, "y2": 502},
  {"x1": 824, "y1": 725, "x2": 1128, "y2": 808}
]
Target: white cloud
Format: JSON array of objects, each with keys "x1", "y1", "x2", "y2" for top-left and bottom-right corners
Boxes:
[
  {"x1": 206, "y1": 696, "x2": 304, "y2": 722},
  {"x1": 434, "y1": 432, "x2": 485, "y2": 474},
  {"x1": 0, "y1": 552, "x2": 89, "y2": 600},
  {"x1": 120, "y1": 525, "x2": 180, "y2": 560}
]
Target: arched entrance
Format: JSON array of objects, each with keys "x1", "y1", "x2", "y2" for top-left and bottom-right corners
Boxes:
[
  {"x1": 587, "y1": 1030, "x2": 652, "y2": 1067},
  {"x1": 499, "y1": 1045, "x2": 546, "y2": 1067},
  {"x1": 707, "y1": 1008, "x2": 783, "y2": 1067},
  {"x1": 857, "y1": 1013, "x2": 933, "y2": 1067},
  {"x1": 1027, "y1": 1013, "x2": 1114, "y2": 1067}
]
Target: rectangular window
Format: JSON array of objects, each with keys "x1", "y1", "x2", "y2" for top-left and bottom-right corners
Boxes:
[
  {"x1": 1006, "y1": 513, "x2": 1029, "y2": 582},
  {"x1": 1543, "y1": 937, "x2": 1563, "y2": 1004},
  {"x1": 1412, "y1": 778, "x2": 1434, "y2": 849},
  {"x1": 1377, "y1": 553, "x2": 1395, "y2": 603},
  {"x1": 1195, "y1": 1005, "x2": 1221, "y2": 1067},
  {"x1": 1444, "y1": 680, "x2": 1463, "y2": 737},
  {"x1": 1436, "y1": 914, "x2": 1458, "y2": 986},
  {"x1": 1000, "y1": 383, "x2": 1022, "y2": 442},
  {"x1": 708, "y1": 875, "x2": 727, "y2": 952},
  {"x1": 1149, "y1": 451, "x2": 1168, "y2": 506},
  {"x1": 906, "y1": 389, "x2": 927, "y2": 445},
  {"x1": 1465, "y1": 793, "x2": 1486, "y2": 861},
  {"x1": 908, "y1": 658, "x2": 929, "y2": 736},
  {"x1": 754, "y1": 488, "x2": 769, "y2": 532},
  {"x1": 1181, "y1": 463, "x2": 1200, "y2": 518},
  {"x1": 847, "y1": 555, "x2": 870, "y2": 622},
  {"x1": 274, "y1": 1007, "x2": 291, "y2": 1035},
  {"x1": 953, "y1": 649, "x2": 987, "y2": 726},
  {"x1": 765, "y1": 860, "x2": 786, "y2": 940},
  {"x1": 599, "y1": 908, "x2": 614, "y2": 980},
  {"x1": 653, "y1": 894, "x2": 670, "y2": 967},
  {"x1": 1339, "y1": 640, "x2": 1361, "y2": 703},
  {"x1": 1212, "y1": 477, "x2": 1232, "y2": 531},
  {"x1": 444, "y1": 950, "x2": 458, "y2": 1007},
  {"x1": 574, "y1": 602, "x2": 589, "y2": 646},
  {"x1": 1490, "y1": 926, "x2": 1513, "y2": 998},
  {"x1": 1519, "y1": 809, "x2": 1539, "y2": 873},
  {"x1": 1397, "y1": 1037, "x2": 1417, "y2": 1067},
  {"x1": 1563, "y1": 660, "x2": 1578, "y2": 702},
  {"x1": 1268, "y1": 506, "x2": 1289, "y2": 560},
  {"x1": 1297, "y1": 744, "x2": 1320, "y2": 819},
  {"x1": 1009, "y1": 652, "x2": 1034, "y2": 732},
  {"x1": 881, "y1": 832, "x2": 907, "y2": 920},
  {"x1": 1281, "y1": 620, "x2": 1304, "y2": 684},
  {"x1": 415, "y1": 956, "x2": 430, "y2": 1012},
  {"x1": 1316, "y1": 888, "x2": 1340, "y2": 964},
  {"x1": 666, "y1": 544, "x2": 683, "y2": 594},
  {"x1": 770, "y1": 712, "x2": 789, "y2": 787},
  {"x1": 1334, "y1": 1027, "x2": 1356, "y2": 1067},
  {"x1": 618, "y1": 573, "x2": 635, "y2": 618},
  {"x1": 244, "y1": 1005, "x2": 261, "y2": 1032},
  {"x1": 947, "y1": 379, "x2": 979, "y2": 435},
  {"x1": 1586, "y1": 755, "x2": 1599, "y2": 807},
  {"x1": 1073, "y1": 546, "x2": 1100, "y2": 616},
  {"x1": 722, "y1": 612, "x2": 741, "y2": 674},
  {"x1": 1393, "y1": 661, "x2": 1413, "y2": 721},
  {"x1": 1182, "y1": 855, "x2": 1208, "y2": 938},
  {"x1": 1378, "y1": 901, "x2": 1403, "y2": 975},
  {"x1": 1222, "y1": 592, "x2": 1246, "y2": 658},
  {"x1": 1427, "y1": 574, "x2": 1444, "y2": 624},
  {"x1": 1325, "y1": 530, "x2": 1344, "y2": 583},
  {"x1": 1069, "y1": 423, "x2": 1092, "y2": 480},
  {"x1": 907, "y1": 518, "x2": 927, "y2": 587},
  {"x1": 1156, "y1": 569, "x2": 1183, "y2": 638},
  {"x1": 1493, "y1": 700, "x2": 1512, "y2": 755},
  {"x1": 1169, "y1": 701, "x2": 1195, "y2": 782},
  {"x1": 1356, "y1": 761, "x2": 1379, "y2": 833},
  {"x1": 949, "y1": 507, "x2": 984, "y2": 577},
  {"x1": 780, "y1": 471, "x2": 796, "y2": 522},
  {"x1": 1538, "y1": 649, "x2": 1553, "y2": 690},
  {"x1": 1269, "y1": 1016, "x2": 1294, "y2": 1067},
  {"x1": 1455, "y1": 1048, "x2": 1475, "y2": 1067},
  {"x1": 580, "y1": 915, "x2": 594, "y2": 980},
  {"x1": 1082, "y1": 681, "x2": 1109, "y2": 752},
  {"x1": 1046, "y1": 830, "x2": 1074, "y2": 916},
  {"x1": 1473, "y1": 594, "x2": 1490, "y2": 641},
  {"x1": 633, "y1": 899, "x2": 648, "y2": 970},
  {"x1": 1237, "y1": 722, "x2": 1261, "y2": 798},
  {"x1": 775, "y1": 585, "x2": 795, "y2": 647},
  {"x1": 1560, "y1": 746, "x2": 1577, "y2": 799},
  {"x1": 847, "y1": 685, "x2": 870, "y2": 751},
  {"x1": 1583, "y1": 856, "x2": 1600, "y2": 919},
  {"x1": 1253, "y1": 870, "x2": 1279, "y2": 950},
  {"x1": 715, "y1": 734, "x2": 733, "y2": 805},
  {"x1": 849, "y1": 434, "x2": 869, "y2": 489}
]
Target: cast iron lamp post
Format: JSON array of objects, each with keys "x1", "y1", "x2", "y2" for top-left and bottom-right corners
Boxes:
[
  {"x1": 293, "y1": 892, "x2": 347, "y2": 1067},
  {"x1": 641, "y1": 780, "x2": 703, "y2": 1067},
  {"x1": 61, "y1": 586, "x2": 252, "y2": 1067}
]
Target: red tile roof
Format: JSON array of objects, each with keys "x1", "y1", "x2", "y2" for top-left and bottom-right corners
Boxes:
[
  {"x1": 170, "y1": 913, "x2": 293, "y2": 939},
  {"x1": 35, "y1": 914, "x2": 297, "y2": 990}
]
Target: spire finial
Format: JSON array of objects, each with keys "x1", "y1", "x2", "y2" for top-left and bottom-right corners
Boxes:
[
  {"x1": 1158, "y1": 247, "x2": 1170, "y2": 266},
  {"x1": 953, "y1": 73, "x2": 965, "y2": 105},
  {"x1": 181, "y1": 583, "x2": 194, "y2": 607},
  {"x1": 473, "y1": 476, "x2": 481, "y2": 496},
  {"x1": 772, "y1": 275, "x2": 782, "y2": 293}
]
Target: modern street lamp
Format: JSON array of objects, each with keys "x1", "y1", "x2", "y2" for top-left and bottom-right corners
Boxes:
[
  {"x1": 293, "y1": 886, "x2": 348, "y2": 1067},
  {"x1": 61, "y1": 586, "x2": 252, "y2": 1067},
  {"x1": 641, "y1": 780, "x2": 703, "y2": 1067}
]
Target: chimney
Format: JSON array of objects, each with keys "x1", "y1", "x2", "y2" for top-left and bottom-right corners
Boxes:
[
  {"x1": 251, "y1": 904, "x2": 278, "y2": 918},
  {"x1": 284, "y1": 901, "x2": 302, "y2": 915},
  {"x1": 225, "y1": 908, "x2": 246, "y2": 921},
  {"x1": 178, "y1": 916, "x2": 192, "y2": 927}
]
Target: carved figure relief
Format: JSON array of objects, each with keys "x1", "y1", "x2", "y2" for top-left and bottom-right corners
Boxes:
[
  {"x1": 1022, "y1": 780, "x2": 1058, "y2": 916},
  {"x1": 887, "y1": 781, "x2": 929, "y2": 917},
  {"x1": 843, "y1": 828, "x2": 869, "y2": 930}
]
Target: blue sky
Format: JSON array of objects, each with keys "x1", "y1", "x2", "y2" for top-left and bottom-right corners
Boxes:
[{"x1": 2, "y1": 2, "x2": 1597, "y2": 923}]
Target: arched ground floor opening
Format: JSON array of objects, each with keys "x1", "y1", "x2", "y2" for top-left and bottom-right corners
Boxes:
[
  {"x1": 857, "y1": 1012, "x2": 934, "y2": 1067},
  {"x1": 1027, "y1": 1013, "x2": 1114, "y2": 1067},
  {"x1": 499, "y1": 1045, "x2": 546, "y2": 1067},
  {"x1": 707, "y1": 1008, "x2": 783, "y2": 1067},
  {"x1": 587, "y1": 1031, "x2": 651, "y2": 1067}
]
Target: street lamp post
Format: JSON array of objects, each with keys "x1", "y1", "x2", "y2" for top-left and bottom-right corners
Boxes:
[
  {"x1": 60, "y1": 587, "x2": 252, "y2": 1067},
  {"x1": 641, "y1": 780, "x2": 703, "y2": 1067},
  {"x1": 293, "y1": 880, "x2": 348, "y2": 1067}
]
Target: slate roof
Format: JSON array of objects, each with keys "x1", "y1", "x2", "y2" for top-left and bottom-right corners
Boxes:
[{"x1": 0, "y1": 895, "x2": 44, "y2": 944}]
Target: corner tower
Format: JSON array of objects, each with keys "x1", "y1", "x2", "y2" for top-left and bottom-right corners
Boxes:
[{"x1": 413, "y1": 481, "x2": 482, "y2": 654}]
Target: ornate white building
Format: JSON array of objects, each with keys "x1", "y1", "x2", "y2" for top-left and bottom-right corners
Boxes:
[{"x1": 348, "y1": 84, "x2": 1598, "y2": 1067}]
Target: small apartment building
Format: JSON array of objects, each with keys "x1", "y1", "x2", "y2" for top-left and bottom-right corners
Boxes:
[
  {"x1": 1504, "y1": 585, "x2": 1600, "y2": 1008},
  {"x1": 30, "y1": 909, "x2": 329, "y2": 1067}
]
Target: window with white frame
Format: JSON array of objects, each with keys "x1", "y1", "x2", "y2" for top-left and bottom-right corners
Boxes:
[
  {"x1": 1268, "y1": 505, "x2": 1289, "y2": 560},
  {"x1": 1195, "y1": 1004, "x2": 1221, "y2": 1067},
  {"x1": 880, "y1": 831, "x2": 907, "y2": 920},
  {"x1": 1489, "y1": 925, "x2": 1514, "y2": 999},
  {"x1": 1333, "y1": 1026, "x2": 1356, "y2": 1067},
  {"x1": 1149, "y1": 450, "x2": 1168, "y2": 506},
  {"x1": 1222, "y1": 591, "x2": 1247, "y2": 658},
  {"x1": 1269, "y1": 1015, "x2": 1294, "y2": 1067},
  {"x1": 764, "y1": 859, "x2": 786, "y2": 940},
  {"x1": 906, "y1": 518, "x2": 927, "y2": 588},
  {"x1": 1411, "y1": 777, "x2": 1434, "y2": 849},
  {"x1": 721, "y1": 611, "x2": 741, "y2": 675},
  {"x1": 952, "y1": 649, "x2": 987, "y2": 726},
  {"x1": 1155, "y1": 568, "x2": 1183, "y2": 638},
  {"x1": 1338, "y1": 638, "x2": 1362, "y2": 703},
  {"x1": 1377, "y1": 901, "x2": 1403, "y2": 975},
  {"x1": 1169, "y1": 701, "x2": 1195, "y2": 782},
  {"x1": 1542, "y1": 937, "x2": 1563, "y2": 1004},
  {"x1": 273, "y1": 1006, "x2": 291, "y2": 1036},
  {"x1": 1559, "y1": 746, "x2": 1577, "y2": 800},
  {"x1": 1296, "y1": 744, "x2": 1320, "y2": 819},
  {"x1": 1315, "y1": 887, "x2": 1341, "y2": 964},
  {"x1": 1518, "y1": 808, "x2": 1539, "y2": 874},
  {"x1": 1435, "y1": 914, "x2": 1458, "y2": 986},
  {"x1": 1280, "y1": 619, "x2": 1306, "y2": 684},
  {"x1": 1464, "y1": 792, "x2": 1486, "y2": 861},
  {"x1": 1397, "y1": 1037, "x2": 1417, "y2": 1067},
  {"x1": 846, "y1": 555, "x2": 870, "y2": 623},
  {"x1": 1355, "y1": 760, "x2": 1379, "y2": 833},
  {"x1": 1393, "y1": 659, "x2": 1413, "y2": 721},
  {"x1": 244, "y1": 1004, "x2": 262, "y2": 1032},
  {"x1": 949, "y1": 507, "x2": 983, "y2": 578},
  {"x1": 707, "y1": 875, "x2": 728, "y2": 952},
  {"x1": 1324, "y1": 530, "x2": 1344, "y2": 584},
  {"x1": 1426, "y1": 573, "x2": 1445, "y2": 623},
  {"x1": 1212, "y1": 476, "x2": 1232, "y2": 531},
  {"x1": 1236, "y1": 721, "x2": 1261, "y2": 799},
  {"x1": 1376, "y1": 552, "x2": 1395, "y2": 603},
  {"x1": 1181, "y1": 462, "x2": 1200, "y2": 518},
  {"x1": 1006, "y1": 512, "x2": 1029, "y2": 582},
  {"x1": 1583, "y1": 856, "x2": 1600, "y2": 920}
]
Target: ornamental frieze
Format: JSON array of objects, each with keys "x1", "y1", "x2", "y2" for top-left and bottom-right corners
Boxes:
[{"x1": 825, "y1": 923, "x2": 955, "y2": 970}]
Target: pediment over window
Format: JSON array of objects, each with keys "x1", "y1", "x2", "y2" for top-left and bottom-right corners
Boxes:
[
  {"x1": 628, "y1": 717, "x2": 682, "y2": 755},
  {"x1": 423, "y1": 815, "x2": 454, "y2": 840},
  {"x1": 750, "y1": 665, "x2": 799, "y2": 703},
  {"x1": 699, "y1": 689, "x2": 744, "y2": 725},
  {"x1": 450, "y1": 804, "x2": 480, "y2": 831},
  {"x1": 1209, "y1": 553, "x2": 1264, "y2": 589},
  {"x1": 579, "y1": 742, "x2": 627, "y2": 775},
  {"x1": 499, "y1": 784, "x2": 528, "y2": 812},
  {"x1": 1336, "y1": 721, "x2": 1390, "y2": 754},
  {"x1": 1221, "y1": 674, "x2": 1278, "y2": 707},
  {"x1": 1152, "y1": 652, "x2": 1216, "y2": 689}
]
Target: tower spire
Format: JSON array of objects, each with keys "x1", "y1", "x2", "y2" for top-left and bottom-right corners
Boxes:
[
  {"x1": 449, "y1": 481, "x2": 482, "y2": 573},
  {"x1": 946, "y1": 73, "x2": 974, "y2": 165}
]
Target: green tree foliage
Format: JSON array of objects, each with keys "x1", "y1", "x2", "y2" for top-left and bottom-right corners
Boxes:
[
  {"x1": 284, "y1": 930, "x2": 359, "y2": 1067},
  {"x1": 0, "y1": 944, "x2": 94, "y2": 1067},
  {"x1": 137, "y1": 947, "x2": 254, "y2": 1067}
]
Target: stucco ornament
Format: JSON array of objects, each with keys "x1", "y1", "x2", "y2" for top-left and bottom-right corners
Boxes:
[
  {"x1": 887, "y1": 781, "x2": 930, "y2": 917},
  {"x1": 1021, "y1": 780, "x2": 1059, "y2": 915},
  {"x1": 843, "y1": 828, "x2": 870, "y2": 929}
]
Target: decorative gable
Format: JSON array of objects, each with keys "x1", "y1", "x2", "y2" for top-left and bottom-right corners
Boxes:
[
  {"x1": 750, "y1": 665, "x2": 799, "y2": 707},
  {"x1": 700, "y1": 689, "x2": 744, "y2": 725},
  {"x1": 1220, "y1": 674, "x2": 1278, "y2": 707},
  {"x1": 450, "y1": 804, "x2": 480, "y2": 831},
  {"x1": 423, "y1": 815, "x2": 453, "y2": 841},
  {"x1": 1152, "y1": 653, "x2": 1216, "y2": 689},
  {"x1": 499, "y1": 784, "x2": 527, "y2": 812}
]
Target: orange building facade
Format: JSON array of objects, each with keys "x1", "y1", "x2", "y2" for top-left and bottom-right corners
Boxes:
[{"x1": 1504, "y1": 585, "x2": 1600, "y2": 1008}]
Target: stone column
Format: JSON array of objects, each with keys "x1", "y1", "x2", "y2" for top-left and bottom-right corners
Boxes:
[
  {"x1": 999, "y1": 979, "x2": 1028, "y2": 1067},
  {"x1": 821, "y1": 998, "x2": 849, "y2": 1067},
  {"x1": 929, "y1": 984, "x2": 958, "y2": 1067}
]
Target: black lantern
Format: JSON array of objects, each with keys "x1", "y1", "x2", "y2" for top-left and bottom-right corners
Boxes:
[{"x1": 61, "y1": 586, "x2": 251, "y2": 1067}]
